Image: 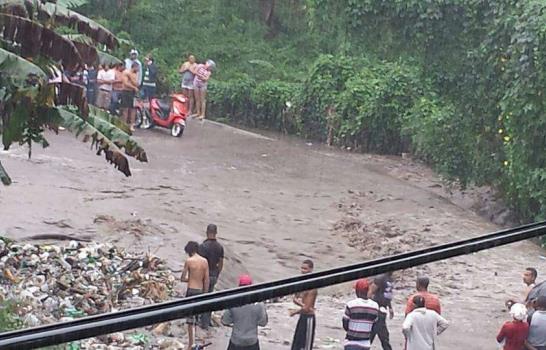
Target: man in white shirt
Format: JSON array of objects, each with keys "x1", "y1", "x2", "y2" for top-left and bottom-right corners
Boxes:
[
  {"x1": 96, "y1": 64, "x2": 116, "y2": 110},
  {"x1": 402, "y1": 296, "x2": 448, "y2": 350}
]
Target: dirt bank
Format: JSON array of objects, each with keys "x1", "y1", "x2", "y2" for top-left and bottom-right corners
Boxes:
[{"x1": 1, "y1": 119, "x2": 545, "y2": 349}]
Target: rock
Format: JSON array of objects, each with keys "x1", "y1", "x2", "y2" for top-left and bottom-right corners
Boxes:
[
  {"x1": 109, "y1": 332, "x2": 125, "y2": 343},
  {"x1": 158, "y1": 338, "x2": 185, "y2": 349}
]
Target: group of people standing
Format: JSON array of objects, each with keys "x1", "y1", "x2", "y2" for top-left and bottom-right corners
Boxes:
[
  {"x1": 180, "y1": 225, "x2": 545, "y2": 350},
  {"x1": 497, "y1": 268, "x2": 546, "y2": 350},
  {"x1": 181, "y1": 227, "x2": 316, "y2": 350},
  {"x1": 341, "y1": 267, "x2": 546, "y2": 350},
  {"x1": 66, "y1": 49, "x2": 216, "y2": 131},
  {"x1": 179, "y1": 54, "x2": 216, "y2": 120},
  {"x1": 342, "y1": 273, "x2": 447, "y2": 350},
  {"x1": 67, "y1": 49, "x2": 158, "y2": 131}
]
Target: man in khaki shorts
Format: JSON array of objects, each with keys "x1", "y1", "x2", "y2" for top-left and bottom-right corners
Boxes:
[
  {"x1": 181, "y1": 241, "x2": 210, "y2": 350},
  {"x1": 96, "y1": 64, "x2": 116, "y2": 110}
]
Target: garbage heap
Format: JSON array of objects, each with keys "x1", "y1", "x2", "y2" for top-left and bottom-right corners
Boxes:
[{"x1": 0, "y1": 240, "x2": 188, "y2": 349}]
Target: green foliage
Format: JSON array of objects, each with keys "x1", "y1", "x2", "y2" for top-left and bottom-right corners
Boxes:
[
  {"x1": 251, "y1": 79, "x2": 299, "y2": 131},
  {"x1": 208, "y1": 76, "x2": 255, "y2": 124},
  {"x1": 336, "y1": 60, "x2": 424, "y2": 153},
  {"x1": 0, "y1": 300, "x2": 22, "y2": 332},
  {"x1": 296, "y1": 54, "x2": 358, "y2": 140},
  {"x1": 404, "y1": 97, "x2": 473, "y2": 182}
]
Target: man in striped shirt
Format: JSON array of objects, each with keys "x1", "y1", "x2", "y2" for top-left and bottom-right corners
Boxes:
[{"x1": 342, "y1": 279, "x2": 379, "y2": 350}]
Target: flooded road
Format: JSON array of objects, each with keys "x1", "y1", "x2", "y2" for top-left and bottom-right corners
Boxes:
[{"x1": 1, "y1": 119, "x2": 545, "y2": 349}]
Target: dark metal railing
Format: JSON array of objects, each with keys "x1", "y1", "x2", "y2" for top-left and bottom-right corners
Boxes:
[{"x1": 0, "y1": 221, "x2": 545, "y2": 349}]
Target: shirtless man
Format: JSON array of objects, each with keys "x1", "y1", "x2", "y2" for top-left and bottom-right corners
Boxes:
[
  {"x1": 120, "y1": 62, "x2": 139, "y2": 131},
  {"x1": 506, "y1": 267, "x2": 538, "y2": 310},
  {"x1": 290, "y1": 259, "x2": 318, "y2": 350},
  {"x1": 181, "y1": 241, "x2": 209, "y2": 350}
]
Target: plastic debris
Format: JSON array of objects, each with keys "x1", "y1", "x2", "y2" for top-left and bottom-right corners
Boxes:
[{"x1": 0, "y1": 240, "x2": 185, "y2": 349}]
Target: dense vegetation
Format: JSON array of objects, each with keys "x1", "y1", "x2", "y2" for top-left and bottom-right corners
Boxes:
[{"x1": 81, "y1": 0, "x2": 545, "y2": 224}]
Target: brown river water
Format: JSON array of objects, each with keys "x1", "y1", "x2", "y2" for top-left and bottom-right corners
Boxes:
[{"x1": 1, "y1": 119, "x2": 545, "y2": 349}]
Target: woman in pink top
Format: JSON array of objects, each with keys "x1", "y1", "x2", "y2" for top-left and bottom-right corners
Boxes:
[{"x1": 193, "y1": 59, "x2": 215, "y2": 120}]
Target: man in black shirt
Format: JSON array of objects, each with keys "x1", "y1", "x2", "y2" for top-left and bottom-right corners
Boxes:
[
  {"x1": 368, "y1": 271, "x2": 394, "y2": 350},
  {"x1": 198, "y1": 224, "x2": 224, "y2": 330}
]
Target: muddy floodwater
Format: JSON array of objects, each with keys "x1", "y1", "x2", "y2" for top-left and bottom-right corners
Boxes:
[{"x1": 1, "y1": 119, "x2": 545, "y2": 349}]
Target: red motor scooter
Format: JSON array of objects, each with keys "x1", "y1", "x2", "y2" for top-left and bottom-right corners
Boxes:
[{"x1": 135, "y1": 93, "x2": 188, "y2": 137}]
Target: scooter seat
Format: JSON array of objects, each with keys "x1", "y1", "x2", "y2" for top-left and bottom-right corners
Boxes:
[
  {"x1": 158, "y1": 100, "x2": 171, "y2": 113},
  {"x1": 157, "y1": 100, "x2": 171, "y2": 119}
]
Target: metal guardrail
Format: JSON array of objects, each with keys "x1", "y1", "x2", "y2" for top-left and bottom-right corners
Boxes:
[{"x1": 0, "y1": 222, "x2": 545, "y2": 349}]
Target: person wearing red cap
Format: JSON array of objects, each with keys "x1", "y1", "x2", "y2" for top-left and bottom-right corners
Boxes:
[
  {"x1": 342, "y1": 278, "x2": 379, "y2": 350},
  {"x1": 222, "y1": 275, "x2": 268, "y2": 350}
]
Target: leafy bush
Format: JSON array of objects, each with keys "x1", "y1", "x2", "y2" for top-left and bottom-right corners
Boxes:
[
  {"x1": 297, "y1": 54, "x2": 360, "y2": 140},
  {"x1": 251, "y1": 80, "x2": 300, "y2": 131},
  {"x1": 403, "y1": 97, "x2": 473, "y2": 182},
  {"x1": 336, "y1": 60, "x2": 424, "y2": 153},
  {"x1": 208, "y1": 76, "x2": 256, "y2": 125}
]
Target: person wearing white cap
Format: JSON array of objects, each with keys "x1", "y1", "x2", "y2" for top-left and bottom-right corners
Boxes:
[
  {"x1": 125, "y1": 49, "x2": 143, "y2": 86},
  {"x1": 496, "y1": 303, "x2": 529, "y2": 350}
]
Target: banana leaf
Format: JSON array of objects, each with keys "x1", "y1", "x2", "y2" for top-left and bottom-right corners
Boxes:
[
  {"x1": 0, "y1": 47, "x2": 47, "y2": 84},
  {"x1": 0, "y1": 13, "x2": 84, "y2": 69},
  {"x1": 71, "y1": 40, "x2": 98, "y2": 66},
  {"x1": 88, "y1": 104, "x2": 130, "y2": 134},
  {"x1": 49, "y1": 106, "x2": 132, "y2": 176},
  {"x1": 63, "y1": 33, "x2": 92, "y2": 45},
  {"x1": 98, "y1": 51, "x2": 121, "y2": 66},
  {"x1": 39, "y1": 2, "x2": 118, "y2": 50},
  {"x1": 0, "y1": 0, "x2": 28, "y2": 17},
  {"x1": 64, "y1": 34, "x2": 120, "y2": 66},
  {"x1": 76, "y1": 105, "x2": 147, "y2": 162},
  {"x1": 47, "y1": 0, "x2": 88, "y2": 9},
  {"x1": 0, "y1": 159, "x2": 11, "y2": 185},
  {"x1": 57, "y1": 82, "x2": 88, "y2": 117},
  {"x1": 0, "y1": 0, "x2": 118, "y2": 49}
]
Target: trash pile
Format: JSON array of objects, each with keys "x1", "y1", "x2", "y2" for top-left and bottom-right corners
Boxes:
[{"x1": 0, "y1": 239, "x2": 187, "y2": 349}]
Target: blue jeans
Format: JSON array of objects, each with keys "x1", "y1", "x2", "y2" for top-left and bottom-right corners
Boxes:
[{"x1": 141, "y1": 85, "x2": 156, "y2": 100}]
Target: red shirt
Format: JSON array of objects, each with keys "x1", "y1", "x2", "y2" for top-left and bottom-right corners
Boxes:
[
  {"x1": 405, "y1": 291, "x2": 442, "y2": 315},
  {"x1": 496, "y1": 321, "x2": 529, "y2": 350}
]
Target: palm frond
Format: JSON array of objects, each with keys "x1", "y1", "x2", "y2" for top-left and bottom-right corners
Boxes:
[
  {"x1": 0, "y1": 13, "x2": 83, "y2": 69},
  {"x1": 39, "y1": 2, "x2": 118, "y2": 50},
  {"x1": 88, "y1": 104, "x2": 130, "y2": 134},
  {"x1": 0, "y1": 47, "x2": 47, "y2": 84},
  {"x1": 86, "y1": 105, "x2": 147, "y2": 162},
  {"x1": 49, "y1": 106, "x2": 132, "y2": 176},
  {"x1": 46, "y1": 0, "x2": 88, "y2": 9}
]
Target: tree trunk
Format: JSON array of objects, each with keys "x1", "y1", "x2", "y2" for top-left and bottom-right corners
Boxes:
[
  {"x1": 0, "y1": 160, "x2": 12, "y2": 185},
  {"x1": 261, "y1": 0, "x2": 276, "y2": 27}
]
